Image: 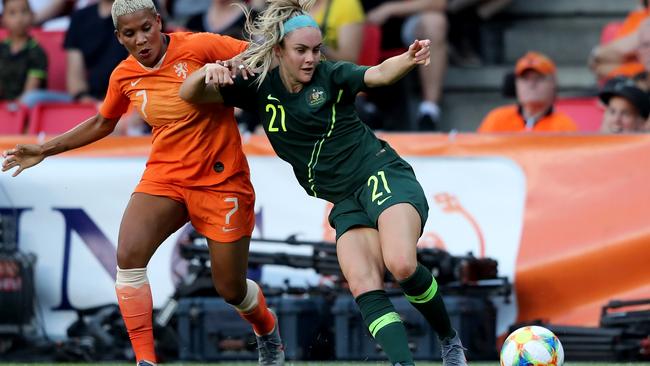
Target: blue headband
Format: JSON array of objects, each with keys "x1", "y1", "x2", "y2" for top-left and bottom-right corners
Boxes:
[{"x1": 281, "y1": 14, "x2": 320, "y2": 38}]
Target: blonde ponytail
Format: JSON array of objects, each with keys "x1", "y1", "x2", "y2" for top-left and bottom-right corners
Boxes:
[{"x1": 239, "y1": 0, "x2": 317, "y2": 87}]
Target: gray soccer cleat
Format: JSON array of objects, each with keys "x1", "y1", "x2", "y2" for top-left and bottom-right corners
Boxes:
[
  {"x1": 137, "y1": 361, "x2": 155, "y2": 366},
  {"x1": 440, "y1": 331, "x2": 468, "y2": 366},
  {"x1": 255, "y1": 310, "x2": 285, "y2": 365}
]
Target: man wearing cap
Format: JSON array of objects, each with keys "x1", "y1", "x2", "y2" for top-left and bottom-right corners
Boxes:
[
  {"x1": 599, "y1": 76, "x2": 650, "y2": 133},
  {"x1": 478, "y1": 51, "x2": 578, "y2": 132}
]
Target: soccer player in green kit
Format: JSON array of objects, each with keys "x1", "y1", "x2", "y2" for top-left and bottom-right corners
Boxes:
[{"x1": 179, "y1": 1, "x2": 468, "y2": 365}]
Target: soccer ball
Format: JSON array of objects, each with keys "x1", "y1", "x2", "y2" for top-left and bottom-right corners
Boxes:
[{"x1": 500, "y1": 325, "x2": 564, "y2": 366}]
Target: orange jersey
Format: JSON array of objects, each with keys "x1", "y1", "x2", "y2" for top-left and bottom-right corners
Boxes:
[
  {"x1": 478, "y1": 105, "x2": 578, "y2": 133},
  {"x1": 607, "y1": 62, "x2": 646, "y2": 79},
  {"x1": 100, "y1": 32, "x2": 248, "y2": 187},
  {"x1": 615, "y1": 8, "x2": 650, "y2": 39},
  {"x1": 604, "y1": 8, "x2": 650, "y2": 78}
]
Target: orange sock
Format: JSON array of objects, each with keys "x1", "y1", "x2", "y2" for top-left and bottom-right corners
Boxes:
[
  {"x1": 116, "y1": 284, "x2": 156, "y2": 363},
  {"x1": 240, "y1": 290, "x2": 276, "y2": 335}
]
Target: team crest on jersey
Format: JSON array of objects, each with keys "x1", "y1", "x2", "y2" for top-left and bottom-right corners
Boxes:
[
  {"x1": 174, "y1": 62, "x2": 188, "y2": 79},
  {"x1": 306, "y1": 87, "x2": 326, "y2": 108}
]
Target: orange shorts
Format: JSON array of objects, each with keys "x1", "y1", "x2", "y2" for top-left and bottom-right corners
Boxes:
[{"x1": 134, "y1": 172, "x2": 255, "y2": 243}]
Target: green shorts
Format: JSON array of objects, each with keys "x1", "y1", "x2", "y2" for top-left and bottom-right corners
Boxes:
[{"x1": 328, "y1": 159, "x2": 429, "y2": 240}]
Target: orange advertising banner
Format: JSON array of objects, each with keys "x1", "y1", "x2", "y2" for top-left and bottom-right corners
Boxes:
[{"x1": 2, "y1": 133, "x2": 649, "y2": 327}]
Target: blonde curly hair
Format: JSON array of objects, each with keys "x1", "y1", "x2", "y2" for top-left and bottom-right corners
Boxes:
[{"x1": 239, "y1": 0, "x2": 318, "y2": 87}]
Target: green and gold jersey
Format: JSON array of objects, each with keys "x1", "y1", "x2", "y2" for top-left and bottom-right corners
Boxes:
[{"x1": 222, "y1": 60, "x2": 401, "y2": 203}]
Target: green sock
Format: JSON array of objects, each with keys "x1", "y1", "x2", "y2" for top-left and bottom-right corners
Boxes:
[
  {"x1": 355, "y1": 290, "x2": 414, "y2": 365},
  {"x1": 399, "y1": 263, "x2": 455, "y2": 340}
]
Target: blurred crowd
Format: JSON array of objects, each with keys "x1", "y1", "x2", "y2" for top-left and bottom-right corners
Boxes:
[{"x1": 2, "y1": 0, "x2": 650, "y2": 135}]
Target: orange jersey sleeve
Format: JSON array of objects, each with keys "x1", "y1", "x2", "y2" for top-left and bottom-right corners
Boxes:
[{"x1": 100, "y1": 32, "x2": 250, "y2": 187}]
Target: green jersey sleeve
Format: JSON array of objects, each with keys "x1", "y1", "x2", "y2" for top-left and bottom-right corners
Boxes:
[
  {"x1": 221, "y1": 75, "x2": 259, "y2": 111},
  {"x1": 329, "y1": 61, "x2": 370, "y2": 95}
]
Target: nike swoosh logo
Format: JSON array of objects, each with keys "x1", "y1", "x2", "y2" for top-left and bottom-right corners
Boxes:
[
  {"x1": 120, "y1": 295, "x2": 136, "y2": 300},
  {"x1": 222, "y1": 227, "x2": 240, "y2": 232},
  {"x1": 131, "y1": 78, "x2": 143, "y2": 87},
  {"x1": 376, "y1": 195, "x2": 392, "y2": 206}
]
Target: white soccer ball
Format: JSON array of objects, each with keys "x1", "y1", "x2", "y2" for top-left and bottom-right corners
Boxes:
[{"x1": 500, "y1": 325, "x2": 564, "y2": 366}]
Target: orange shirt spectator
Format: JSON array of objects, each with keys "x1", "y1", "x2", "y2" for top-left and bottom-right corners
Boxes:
[
  {"x1": 616, "y1": 7, "x2": 650, "y2": 39},
  {"x1": 479, "y1": 51, "x2": 578, "y2": 133},
  {"x1": 478, "y1": 105, "x2": 577, "y2": 132},
  {"x1": 591, "y1": 1, "x2": 650, "y2": 79},
  {"x1": 608, "y1": 6, "x2": 648, "y2": 78}
]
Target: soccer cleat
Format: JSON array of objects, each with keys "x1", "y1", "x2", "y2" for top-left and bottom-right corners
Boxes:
[
  {"x1": 137, "y1": 361, "x2": 155, "y2": 366},
  {"x1": 441, "y1": 331, "x2": 468, "y2": 366},
  {"x1": 255, "y1": 310, "x2": 285, "y2": 365}
]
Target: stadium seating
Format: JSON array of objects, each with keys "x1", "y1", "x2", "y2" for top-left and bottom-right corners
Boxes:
[
  {"x1": 28, "y1": 102, "x2": 97, "y2": 135},
  {"x1": 30, "y1": 29, "x2": 67, "y2": 92},
  {"x1": 358, "y1": 24, "x2": 407, "y2": 66},
  {"x1": 0, "y1": 28, "x2": 67, "y2": 92},
  {"x1": 0, "y1": 102, "x2": 28, "y2": 134},
  {"x1": 358, "y1": 24, "x2": 382, "y2": 66},
  {"x1": 555, "y1": 97, "x2": 604, "y2": 132}
]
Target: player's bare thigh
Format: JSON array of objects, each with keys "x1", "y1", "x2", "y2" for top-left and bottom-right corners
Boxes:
[
  {"x1": 207, "y1": 235, "x2": 251, "y2": 304},
  {"x1": 336, "y1": 227, "x2": 385, "y2": 297},
  {"x1": 117, "y1": 192, "x2": 188, "y2": 269},
  {"x1": 377, "y1": 203, "x2": 420, "y2": 281}
]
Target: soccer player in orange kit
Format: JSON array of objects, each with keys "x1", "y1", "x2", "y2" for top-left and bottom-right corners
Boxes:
[{"x1": 1, "y1": 1, "x2": 284, "y2": 365}]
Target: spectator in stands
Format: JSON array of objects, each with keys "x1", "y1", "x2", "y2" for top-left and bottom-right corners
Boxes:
[
  {"x1": 599, "y1": 76, "x2": 650, "y2": 133},
  {"x1": 633, "y1": 18, "x2": 650, "y2": 91},
  {"x1": 158, "y1": 0, "x2": 210, "y2": 25},
  {"x1": 478, "y1": 51, "x2": 578, "y2": 132},
  {"x1": 309, "y1": 0, "x2": 364, "y2": 63},
  {"x1": 632, "y1": 19, "x2": 650, "y2": 132},
  {"x1": 0, "y1": 0, "x2": 98, "y2": 30},
  {"x1": 589, "y1": 0, "x2": 650, "y2": 80},
  {"x1": 33, "y1": 0, "x2": 100, "y2": 29},
  {"x1": 64, "y1": 0, "x2": 128, "y2": 103},
  {"x1": 184, "y1": 0, "x2": 250, "y2": 39},
  {"x1": 31, "y1": 0, "x2": 71, "y2": 26},
  {"x1": 446, "y1": 0, "x2": 512, "y2": 66},
  {"x1": 0, "y1": 0, "x2": 47, "y2": 104},
  {"x1": 362, "y1": 0, "x2": 447, "y2": 130},
  {"x1": 1, "y1": 0, "x2": 93, "y2": 109}
]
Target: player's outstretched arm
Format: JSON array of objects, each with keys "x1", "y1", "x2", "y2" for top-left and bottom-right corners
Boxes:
[
  {"x1": 179, "y1": 63, "x2": 232, "y2": 104},
  {"x1": 364, "y1": 39, "x2": 431, "y2": 88},
  {"x1": 1, "y1": 114, "x2": 119, "y2": 177}
]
